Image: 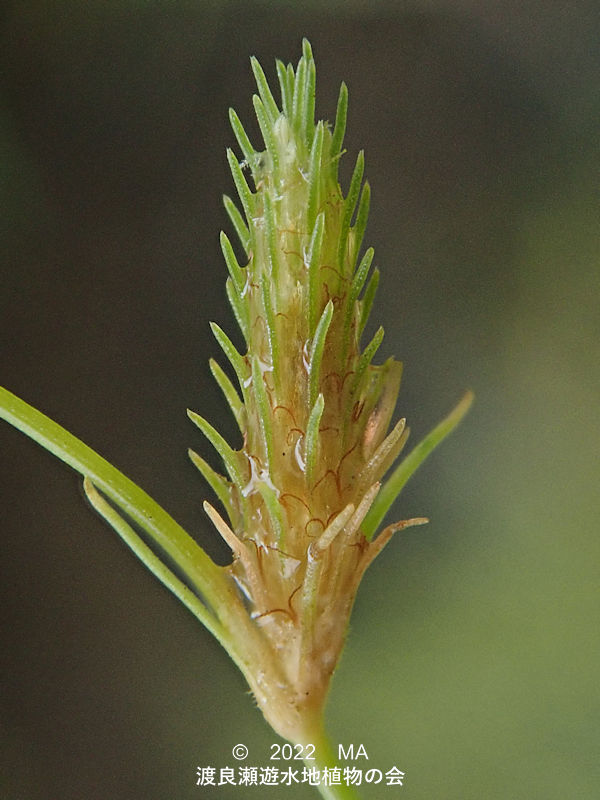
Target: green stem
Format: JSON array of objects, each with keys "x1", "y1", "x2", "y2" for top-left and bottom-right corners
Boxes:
[{"x1": 303, "y1": 725, "x2": 362, "y2": 800}]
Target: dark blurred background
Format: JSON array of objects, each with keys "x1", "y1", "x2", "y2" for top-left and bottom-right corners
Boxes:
[{"x1": 1, "y1": 2, "x2": 599, "y2": 798}]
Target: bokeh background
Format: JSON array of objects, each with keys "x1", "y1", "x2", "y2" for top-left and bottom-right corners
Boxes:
[{"x1": 1, "y1": 2, "x2": 598, "y2": 798}]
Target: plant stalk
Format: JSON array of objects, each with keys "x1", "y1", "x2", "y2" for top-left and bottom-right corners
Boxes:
[{"x1": 302, "y1": 726, "x2": 362, "y2": 800}]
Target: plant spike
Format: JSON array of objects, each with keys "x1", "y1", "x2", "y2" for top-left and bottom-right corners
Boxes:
[
  {"x1": 208, "y1": 46, "x2": 470, "y2": 750},
  {"x1": 0, "y1": 41, "x2": 472, "y2": 800}
]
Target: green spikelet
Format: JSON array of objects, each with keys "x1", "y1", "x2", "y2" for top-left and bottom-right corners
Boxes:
[{"x1": 196, "y1": 39, "x2": 473, "y2": 738}]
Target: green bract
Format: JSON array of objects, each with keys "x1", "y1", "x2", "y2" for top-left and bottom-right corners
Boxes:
[{"x1": 0, "y1": 39, "x2": 472, "y2": 800}]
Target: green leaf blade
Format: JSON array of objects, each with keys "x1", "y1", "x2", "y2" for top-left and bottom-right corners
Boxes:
[
  {"x1": 362, "y1": 391, "x2": 475, "y2": 540},
  {"x1": 0, "y1": 387, "x2": 228, "y2": 608}
]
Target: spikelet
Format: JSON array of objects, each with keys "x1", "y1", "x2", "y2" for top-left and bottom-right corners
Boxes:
[
  {"x1": 0, "y1": 38, "x2": 472, "y2": 765},
  {"x1": 188, "y1": 40, "x2": 473, "y2": 740}
]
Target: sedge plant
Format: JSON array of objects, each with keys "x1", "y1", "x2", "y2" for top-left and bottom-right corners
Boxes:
[{"x1": 1, "y1": 40, "x2": 472, "y2": 800}]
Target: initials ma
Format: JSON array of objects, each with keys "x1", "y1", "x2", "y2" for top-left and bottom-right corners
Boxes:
[{"x1": 338, "y1": 744, "x2": 369, "y2": 760}]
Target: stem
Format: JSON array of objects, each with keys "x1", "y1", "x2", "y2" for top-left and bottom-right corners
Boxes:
[{"x1": 303, "y1": 725, "x2": 362, "y2": 800}]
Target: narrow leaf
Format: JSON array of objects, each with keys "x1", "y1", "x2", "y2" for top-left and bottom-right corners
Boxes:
[
  {"x1": 350, "y1": 246, "x2": 375, "y2": 300},
  {"x1": 0, "y1": 387, "x2": 228, "y2": 610},
  {"x1": 83, "y1": 478, "x2": 229, "y2": 649},
  {"x1": 362, "y1": 391, "x2": 475, "y2": 539},
  {"x1": 203, "y1": 501, "x2": 267, "y2": 612},
  {"x1": 301, "y1": 37, "x2": 313, "y2": 64}
]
